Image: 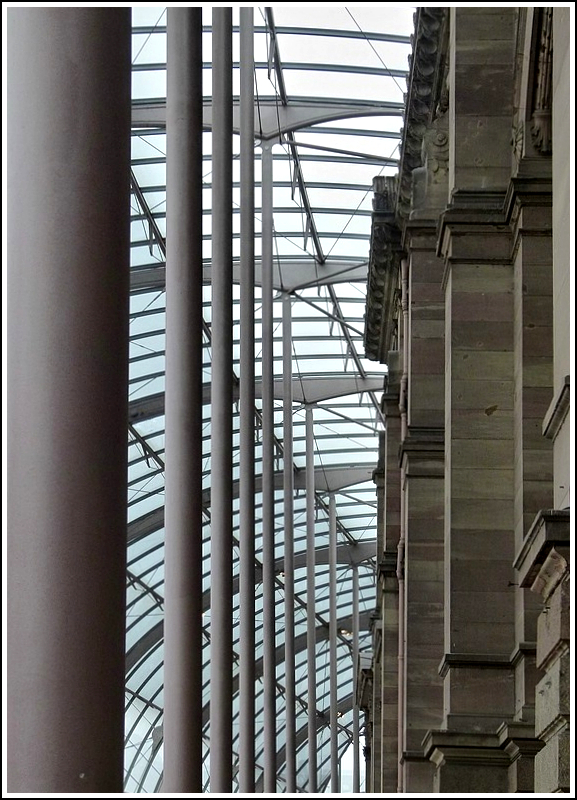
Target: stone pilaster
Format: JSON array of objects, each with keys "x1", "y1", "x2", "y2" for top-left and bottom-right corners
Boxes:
[
  {"x1": 378, "y1": 369, "x2": 402, "y2": 791},
  {"x1": 440, "y1": 209, "x2": 517, "y2": 734},
  {"x1": 370, "y1": 615, "x2": 382, "y2": 792},
  {"x1": 401, "y1": 436, "x2": 444, "y2": 793},
  {"x1": 506, "y1": 173, "x2": 554, "y2": 749}
]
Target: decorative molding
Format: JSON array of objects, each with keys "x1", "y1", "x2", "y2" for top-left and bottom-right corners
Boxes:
[
  {"x1": 364, "y1": 175, "x2": 403, "y2": 362},
  {"x1": 396, "y1": 8, "x2": 448, "y2": 219},
  {"x1": 439, "y1": 652, "x2": 511, "y2": 678},
  {"x1": 530, "y1": 8, "x2": 553, "y2": 155},
  {"x1": 514, "y1": 508, "x2": 570, "y2": 588}
]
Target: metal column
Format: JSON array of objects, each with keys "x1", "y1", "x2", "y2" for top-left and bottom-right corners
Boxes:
[
  {"x1": 210, "y1": 8, "x2": 234, "y2": 792},
  {"x1": 283, "y1": 293, "x2": 297, "y2": 791},
  {"x1": 352, "y1": 564, "x2": 361, "y2": 793},
  {"x1": 329, "y1": 494, "x2": 339, "y2": 792},
  {"x1": 261, "y1": 140, "x2": 277, "y2": 792},
  {"x1": 238, "y1": 7, "x2": 256, "y2": 794},
  {"x1": 163, "y1": 9, "x2": 203, "y2": 792},
  {"x1": 7, "y1": 9, "x2": 131, "y2": 792},
  {"x1": 305, "y1": 404, "x2": 318, "y2": 792}
]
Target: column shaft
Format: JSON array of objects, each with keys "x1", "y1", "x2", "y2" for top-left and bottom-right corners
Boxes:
[
  {"x1": 261, "y1": 141, "x2": 277, "y2": 792},
  {"x1": 329, "y1": 494, "x2": 339, "y2": 792},
  {"x1": 306, "y1": 405, "x2": 318, "y2": 791},
  {"x1": 209, "y1": 8, "x2": 234, "y2": 792},
  {"x1": 352, "y1": 565, "x2": 361, "y2": 793},
  {"x1": 283, "y1": 293, "x2": 297, "y2": 791},
  {"x1": 163, "y1": 10, "x2": 204, "y2": 792},
  {"x1": 7, "y1": 8, "x2": 131, "y2": 792},
  {"x1": 238, "y1": 8, "x2": 256, "y2": 792}
]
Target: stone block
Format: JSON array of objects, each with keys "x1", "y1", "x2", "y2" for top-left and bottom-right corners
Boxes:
[
  {"x1": 452, "y1": 408, "x2": 514, "y2": 439},
  {"x1": 518, "y1": 239, "x2": 554, "y2": 274},
  {"x1": 446, "y1": 664, "x2": 514, "y2": 715},
  {"x1": 451, "y1": 467, "x2": 514, "y2": 500},
  {"x1": 450, "y1": 262, "x2": 513, "y2": 292},
  {"x1": 411, "y1": 283, "x2": 444, "y2": 303},
  {"x1": 456, "y1": 10, "x2": 517, "y2": 40},
  {"x1": 411, "y1": 319, "x2": 445, "y2": 339},
  {"x1": 451, "y1": 291, "x2": 513, "y2": 323},
  {"x1": 454, "y1": 64, "x2": 514, "y2": 115},
  {"x1": 411, "y1": 255, "x2": 445, "y2": 284},
  {"x1": 405, "y1": 479, "x2": 445, "y2": 519},
  {"x1": 536, "y1": 578, "x2": 570, "y2": 669},
  {"x1": 523, "y1": 295, "x2": 553, "y2": 328},
  {"x1": 534, "y1": 727, "x2": 571, "y2": 793},
  {"x1": 535, "y1": 651, "x2": 570, "y2": 735},
  {"x1": 523, "y1": 325, "x2": 553, "y2": 358},
  {"x1": 452, "y1": 350, "x2": 514, "y2": 382},
  {"x1": 452, "y1": 438, "x2": 513, "y2": 469},
  {"x1": 449, "y1": 621, "x2": 515, "y2": 654},
  {"x1": 411, "y1": 343, "x2": 444, "y2": 377},
  {"x1": 522, "y1": 480, "x2": 554, "y2": 517},
  {"x1": 411, "y1": 301, "x2": 445, "y2": 320},
  {"x1": 522, "y1": 357, "x2": 554, "y2": 387},
  {"x1": 404, "y1": 759, "x2": 434, "y2": 793},
  {"x1": 450, "y1": 528, "x2": 515, "y2": 561},
  {"x1": 521, "y1": 386, "x2": 556, "y2": 419},
  {"x1": 451, "y1": 320, "x2": 514, "y2": 351},
  {"x1": 452, "y1": 166, "x2": 513, "y2": 192},
  {"x1": 451, "y1": 498, "x2": 514, "y2": 529},
  {"x1": 433, "y1": 750, "x2": 510, "y2": 793},
  {"x1": 454, "y1": 38, "x2": 517, "y2": 66},
  {"x1": 451, "y1": 590, "x2": 515, "y2": 624},
  {"x1": 455, "y1": 116, "x2": 512, "y2": 169},
  {"x1": 451, "y1": 378, "x2": 514, "y2": 410},
  {"x1": 451, "y1": 559, "x2": 514, "y2": 593}
]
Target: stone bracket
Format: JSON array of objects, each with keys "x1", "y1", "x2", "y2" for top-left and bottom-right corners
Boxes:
[
  {"x1": 542, "y1": 375, "x2": 570, "y2": 440},
  {"x1": 514, "y1": 508, "x2": 570, "y2": 594}
]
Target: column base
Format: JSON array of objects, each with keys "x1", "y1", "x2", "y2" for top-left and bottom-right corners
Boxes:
[
  {"x1": 402, "y1": 751, "x2": 434, "y2": 792},
  {"x1": 497, "y1": 721, "x2": 545, "y2": 792},
  {"x1": 423, "y1": 730, "x2": 510, "y2": 793}
]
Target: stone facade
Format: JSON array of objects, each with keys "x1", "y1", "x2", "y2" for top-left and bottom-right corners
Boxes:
[{"x1": 363, "y1": 7, "x2": 571, "y2": 793}]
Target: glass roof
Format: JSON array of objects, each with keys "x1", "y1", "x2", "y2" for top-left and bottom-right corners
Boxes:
[{"x1": 126, "y1": 6, "x2": 413, "y2": 793}]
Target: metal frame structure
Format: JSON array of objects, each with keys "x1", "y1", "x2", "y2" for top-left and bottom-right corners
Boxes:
[{"x1": 93, "y1": 6, "x2": 413, "y2": 793}]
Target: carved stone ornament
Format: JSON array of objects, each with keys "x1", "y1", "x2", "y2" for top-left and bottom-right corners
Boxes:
[
  {"x1": 364, "y1": 176, "x2": 403, "y2": 362},
  {"x1": 396, "y1": 8, "x2": 447, "y2": 218},
  {"x1": 511, "y1": 121, "x2": 524, "y2": 167},
  {"x1": 530, "y1": 8, "x2": 553, "y2": 154}
]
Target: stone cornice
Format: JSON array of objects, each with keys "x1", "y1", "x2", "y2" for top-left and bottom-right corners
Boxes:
[
  {"x1": 364, "y1": 176, "x2": 402, "y2": 363},
  {"x1": 396, "y1": 8, "x2": 448, "y2": 220}
]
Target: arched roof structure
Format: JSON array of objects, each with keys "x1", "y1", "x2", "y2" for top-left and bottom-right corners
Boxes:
[{"x1": 124, "y1": 6, "x2": 413, "y2": 792}]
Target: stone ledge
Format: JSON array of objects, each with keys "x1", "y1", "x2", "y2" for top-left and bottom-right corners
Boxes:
[
  {"x1": 439, "y1": 652, "x2": 511, "y2": 677},
  {"x1": 423, "y1": 729, "x2": 511, "y2": 768},
  {"x1": 497, "y1": 720, "x2": 545, "y2": 757},
  {"x1": 542, "y1": 375, "x2": 570, "y2": 440},
  {"x1": 514, "y1": 508, "x2": 570, "y2": 590},
  {"x1": 510, "y1": 641, "x2": 537, "y2": 666}
]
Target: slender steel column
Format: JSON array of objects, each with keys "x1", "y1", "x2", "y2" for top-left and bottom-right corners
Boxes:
[
  {"x1": 329, "y1": 494, "x2": 339, "y2": 792},
  {"x1": 283, "y1": 293, "x2": 297, "y2": 792},
  {"x1": 163, "y1": 9, "x2": 203, "y2": 792},
  {"x1": 305, "y1": 404, "x2": 318, "y2": 792},
  {"x1": 261, "y1": 140, "x2": 277, "y2": 793},
  {"x1": 352, "y1": 564, "x2": 361, "y2": 793},
  {"x1": 7, "y1": 9, "x2": 131, "y2": 792},
  {"x1": 210, "y1": 8, "x2": 234, "y2": 792},
  {"x1": 238, "y1": 7, "x2": 256, "y2": 793}
]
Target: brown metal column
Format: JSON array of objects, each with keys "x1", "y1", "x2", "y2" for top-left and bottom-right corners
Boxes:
[
  {"x1": 163, "y1": 8, "x2": 204, "y2": 792},
  {"x1": 209, "y1": 7, "x2": 234, "y2": 792},
  {"x1": 7, "y1": 8, "x2": 131, "y2": 792}
]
